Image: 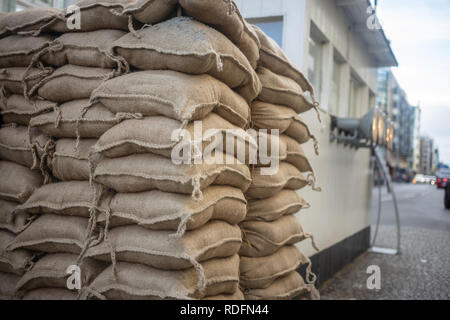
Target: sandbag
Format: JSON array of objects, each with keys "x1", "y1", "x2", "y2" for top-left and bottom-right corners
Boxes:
[
  {"x1": 91, "y1": 70, "x2": 250, "y2": 127},
  {"x1": 0, "y1": 125, "x2": 51, "y2": 168},
  {"x1": 257, "y1": 67, "x2": 315, "y2": 114},
  {"x1": 0, "y1": 34, "x2": 53, "y2": 68},
  {"x1": 96, "y1": 186, "x2": 247, "y2": 232},
  {"x1": 0, "y1": 230, "x2": 34, "y2": 275},
  {"x1": 93, "y1": 113, "x2": 256, "y2": 159},
  {"x1": 17, "y1": 253, "x2": 106, "y2": 291},
  {"x1": 30, "y1": 99, "x2": 123, "y2": 139},
  {"x1": 51, "y1": 139, "x2": 96, "y2": 181},
  {"x1": 33, "y1": 65, "x2": 113, "y2": 102},
  {"x1": 240, "y1": 246, "x2": 307, "y2": 289},
  {"x1": 247, "y1": 190, "x2": 308, "y2": 222},
  {"x1": 202, "y1": 289, "x2": 244, "y2": 301},
  {"x1": 112, "y1": 17, "x2": 261, "y2": 102},
  {"x1": 93, "y1": 152, "x2": 252, "y2": 195},
  {"x1": 280, "y1": 135, "x2": 314, "y2": 173},
  {"x1": 17, "y1": 181, "x2": 113, "y2": 219},
  {"x1": 86, "y1": 255, "x2": 240, "y2": 300},
  {"x1": 0, "y1": 272, "x2": 20, "y2": 300},
  {"x1": 0, "y1": 200, "x2": 31, "y2": 234},
  {"x1": 0, "y1": 67, "x2": 43, "y2": 95},
  {"x1": 22, "y1": 288, "x2": 78, "y2": 300},
  {"x1": 1, "y1": 95, "x2": 55, "y2": 126},
  {"x1": 0, "y1": 161, "x2": 42, "y2": 203},
  {"x1": 85, "y1": 221, "x2": 242, "y2": 270},
  {"x1": 246, "y1": 162, "x2": 308, "y2": 200},
  {"x1": 244, "y1": 271, "x2": 309, "y2": 300},
  {"x1": 118, "y1": 0, "x2": 178, "y2": 24},
  {"x1": 239, "y1": 215, "x2": 311, "y2": 257},
  {"x1": 7, "y1": 214, "x2": 89, "y2": 255},
  {"x1": 179, "y1": 0, "x2": 260, "y2": 68}
]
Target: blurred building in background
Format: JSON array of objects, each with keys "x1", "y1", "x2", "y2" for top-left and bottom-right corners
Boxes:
[
  {"x1": 0, "y1": 0, "x2": 64, "y2": 11},
  {"x1": 420, "y1": 136, "x2": 435, "y2": 176}
]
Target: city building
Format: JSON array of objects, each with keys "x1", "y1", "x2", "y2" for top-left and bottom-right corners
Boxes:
[
  {"x1": 420, "y1": 136, "x2": 435, "y2": 176},
  {"x1": 0, "y1": 0, "x2": 64, "y2": 11},
  {"x1": 411, "y1": 106, "x2": 422, "y2": 174},
  {"x1": 236, "y1": 0, "x2": 397, "y2": 284}
]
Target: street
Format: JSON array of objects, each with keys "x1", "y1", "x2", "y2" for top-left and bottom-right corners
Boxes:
[{"x1": 320, "y1": 183, "x2": 450, "y2": 300}]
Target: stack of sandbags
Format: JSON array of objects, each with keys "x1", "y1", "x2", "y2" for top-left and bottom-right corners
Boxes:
[{"x1": 237, "y1": 25, "x2": 322, "y2": 301}]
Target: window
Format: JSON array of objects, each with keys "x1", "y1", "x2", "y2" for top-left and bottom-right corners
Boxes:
[
  {"x1": 307, "y1": 37, "x2": 323, "y2": 101},
  {"x1": 349, "y1": 75, "x2": 362, "y2": 117},
  {"x1": 330, "y1": 58, "x2": 341, "y2": 115},
  {"x1": 248, "y1": 17, "x2": 283, "y2": 48}
]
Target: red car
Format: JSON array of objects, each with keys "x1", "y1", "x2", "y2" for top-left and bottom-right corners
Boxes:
[{"x1": 436, "y1": 170, "x2": 450, "y2": 189}]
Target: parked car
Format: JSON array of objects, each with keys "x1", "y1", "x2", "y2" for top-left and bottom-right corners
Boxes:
[
  {"x1": 436, "y1": 169, "x2": 450, "y2": 189},
  {"x1": 445, "y1": 183, "x2": 450, "y2": 209},
  {"x1": 412, "y1": 174, "x2": 434, "y2": 185}
]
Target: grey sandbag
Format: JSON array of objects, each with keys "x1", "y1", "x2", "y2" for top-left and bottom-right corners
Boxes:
[
  {"x1": 0, "y1": 34, "x2": 53, "y2": 68},
  {"x1": 1, "y1": 95, "x2": 55, "y2": 126},
  {"x1": 0, "y1": 272, "x2": 20, "y2": 300},
  {"x1": 0, "y1": 230, "x2": 34, "y2": 275},
  {"x1": 0, "y1": 200, "x2": 31, "y2": 234},
  {"x1": 0, "y1": 161, "x2": 42, "y2": 204}
]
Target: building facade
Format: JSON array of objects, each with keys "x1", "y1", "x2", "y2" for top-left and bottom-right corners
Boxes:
[
  {"x1": 1, "y1": 0, "x2": 64, "y2": 11},
  {"x1": 420, "y1": 136, "x2": 435, "y2": 176}
]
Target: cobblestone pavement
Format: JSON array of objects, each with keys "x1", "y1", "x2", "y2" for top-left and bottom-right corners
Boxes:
[{"x1": 320, "y1": 225, "x2": 450, "y2": 300}]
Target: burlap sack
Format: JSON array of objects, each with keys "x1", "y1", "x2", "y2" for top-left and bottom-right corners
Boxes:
[
  {"x1": 252, "y1": 25, "x2": 316, "y2": 101},
  {"x1": 96, "y1": 186, "x2": 246, "y2": 232},
  {"x1": 247, "y1": 190, "x2": 308, "y2": 222},
  {"x1": 202, "y1": 289, "x2": 244, "y2": 301},
  {"x1": 240, "y1": 246, "x2": 307, "y2": 289},
  {"x1": 93, "y1": 152, "x2": 252, "y2": 196},
  {"x1": 86, "y1": 255, "x2": 239, "y2": 300},
  {"x1": 51, "y1": 139, "x2": 96, "y2": 181},
  {"x1": 0, "y1": 272, "x2": 20, "y2": 300},
  {"x1": 0, "y1": 161, "x2": 42, "y2": 204},
  {"x1": 91, "y1": 70, "x2": 250, "y2": 127},
  {"x1": 0, "y1": 8, "x2": 65, "y2": 38},
  {"x1": 0, "y1": 200, "x2": 31, "y2": 234},
  {"x1": 112, "y1": 17, "x2": 261, "y2": 102},
  {"x1": 179, "y1": 0, "x2": 260, "y2": 68},
  {"x1": 7, "y1": 214, "x2": 88, "y2": 255},
  {"x1": 118, "y1": 0, "x2": 178, "y2": 24},
  {"x1": 251, "y1": 100, "x2": 318, "y2": 148},
  {"x1": 257, "y1": 67, "x2": 315, "y2": 114},
  {"x1": 22, "y1": 288, "x2": 78, "y2": 300},
  {"x1": 0, "y1": 125, "x2": 51, "y2": 169},
  {"x1": 32, "y1": 65, "x2": 113, "y2": 103},
  {"x1": 280, "y1": 135, "x2": 314, "y2": 173},
  {"x1": 93, "y1": 113, "x2": 256, "y2": 160},
  {"x1": 44, "y1": 30, "x2": 127, "y2": 68},
  {"x1": 0, "y1": 34, "x2": 53, "y2": 68},
  {"x1": 18, "y1": 181, "x2": 113, "y2": 219},
  {"x1": 85, "y1": 221, "x2": 242, "y2": 270},
  {"x1": 1, "y1": 95, "x2": 55, "y2": 126},
  {"x1": 246, "y1": 162, "x2": 308, "y2": 200},
  {"x1": 244, "y1": 271, "x2": 309, "y2": 300},
  {"x1": 239, "y1": 215, "x2": 310, "y2": 257},
  {"x1": 30, "y1": 99, "x2": 122, "y2": 139},
  {"x1": 0, "y1": 230, "x2": 34, "y2": 275},
  {"x1": 0, "y1": 67, "x2": 43, "y2": 95},
  {"x1": 17, "y1": 253, "x2": 106, "y2": 292}
]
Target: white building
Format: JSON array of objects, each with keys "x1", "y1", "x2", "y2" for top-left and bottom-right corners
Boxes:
[{"x1": 237, "y1": 0, "x2": 397, "y2": 283}]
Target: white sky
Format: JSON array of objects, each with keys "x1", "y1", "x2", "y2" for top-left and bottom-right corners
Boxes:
[{"x1": 377, "y1": 0, "x2": 450, "y2": 164}]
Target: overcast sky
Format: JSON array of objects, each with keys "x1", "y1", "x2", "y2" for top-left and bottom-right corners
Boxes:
[{"x1": 376, "y1": 0, "x2": 450, "y2": 165}]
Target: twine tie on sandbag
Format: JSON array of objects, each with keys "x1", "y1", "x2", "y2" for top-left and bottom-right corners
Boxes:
[
  {"x1": 191, "y1": 175, "x2": 204, "y2": 202},
  {"x1": 169, "y1": 213, "x2": 191, "y2": 240},
  {"x1": 78, "y1": 286, "x2": 107, "y2": 300},
  {"x1": 304, "y1": 232, "x2": 320, "y2": 252},
  {"x1": 307, "y1": 173, "x2": 322, "y2": 192},
  {"x1": 115, "y1": 112, "x2": 143, "y2": 123},
  {"x1": 74, "y1": 98, "x2": 98, "y2": 152},
  {"x1": 0, "y1": 85, "x2": 7, "y2": 108}
]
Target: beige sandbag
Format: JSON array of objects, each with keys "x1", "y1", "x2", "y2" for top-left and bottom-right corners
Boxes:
[
  {"x1": 0, "y1": 125, "x2": 51, "y2": 169},
  {"x1": 202, "y1": 289, "x2": 245, "y2": 300},
  {"x1": 179, "y1": 0, "x2": 260, "y2": 68},
  {"x1": 17, "y1": 253, "x2": 106, "y2": 292},
  {"x1": 280, "y1": 135, "x2": 314, "y2": 173},
  {"x1": 0, "y1": 8, "x2": 65, "y2": 38},
  {"x1": 247, "y1": 190, "x2": 308, "y2": 222},
  {"x1": 91, "y1": 70, "x2": 250, "y2": 127},
  {"x1": 0, "y1": 272, "x2": 20, "y2": 300},
  {"x1": 112, "y1": 17, "x2": 261, "y2": 102},
  {"x1": 44, "y1": 30, "x2": 127, "y2": 68},
  {"x1": 85, "y1": 221, "x2": 242, "y2": 270},
  {"x1": 30, "y1": 99, "x2": 126, "y2": 139},
  {"x1": 0, "y1": 230, "x2": 34, "y2": 275},
  {"x1": 51, "y1": 139, "x2": 96, "y2": 181},
  {"x1": 244, "y1": 271, "x2": 309, "y2": 300},
  {"x1": 239, "y1": 215, "x2": 312, "y2": 257},
  {"x1": 0, "y1": 161, "x2": 42, "y2": 204},
  {"x1": 0, "y1": 34, "x2": 53, "y2": 68},
  {"x1": 7, "y1": 214, "x2": 88, "y2": 255},
  {"x1": 253, "y1": 25, "x2": 316, "y2": 102},
  {"x1": 240, "y1": 246, "x2": 307, "y2": 289},
  {"x1": 118, "y1": 0, "x2": 178, "y2": 24},
  {"x1": 0, "y1": 200, "x2": 31, "y2": 234},
  {"x1": 96, "y1": 186, "x2": 247, "y2": 232},
  {"x1": 93, "y1": 152, "x2": 252, "y2": 196},
  {"x1": 257, "y1": 67, "x2": 315, "y2": 114},
  {"x1": 1, "y1": 95, "x2": 55, "y2": 126},
  {"x1": 93, "y1": 113, "x2": 256, "y2": 159},
  {"x1": 0, "y1": 67, "x2": 43, "y2": 95},
  {"x1": 245, "y1": 162, "x2": 308, "y2": 200},
  {"x1": 86, "y1": 255, "x2": 240, "y2": 300},
  {"x1": 32, "y1": 65, "x2": 113, "y2": 103},
  {"x1": 22, "y1": 288, "x2": 78, "y2": 300},
  {"x1": 18, "y1": 181, "x2": 112, "y2": 219}
]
